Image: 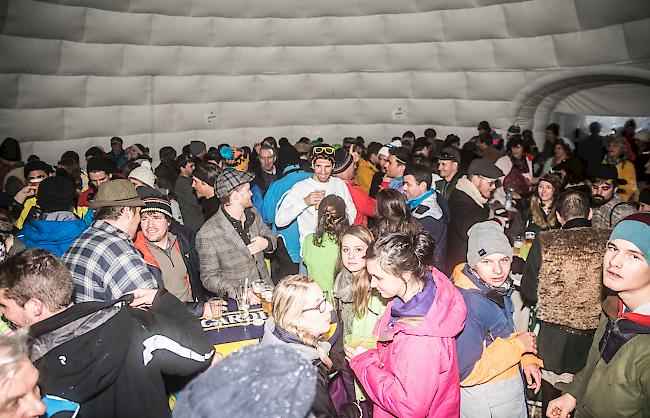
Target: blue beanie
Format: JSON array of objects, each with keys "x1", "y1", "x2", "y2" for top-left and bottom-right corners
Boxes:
[{"x1": 608, "y1": 213, "x2": 650, "y2": 265}]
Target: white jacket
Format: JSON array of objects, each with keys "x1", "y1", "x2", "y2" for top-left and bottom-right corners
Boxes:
[{"x1": 275, "y1": 176, "x2": 356, "y2": 252}]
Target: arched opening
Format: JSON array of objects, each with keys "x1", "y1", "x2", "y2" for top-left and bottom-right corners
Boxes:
[{"x1": 511, "y1": 67, "x2": 650, "y2": 148}]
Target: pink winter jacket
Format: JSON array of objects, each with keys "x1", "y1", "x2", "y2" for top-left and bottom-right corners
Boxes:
[{"x1": 349, "y1": 267, "x2": 467, "y2": 418}]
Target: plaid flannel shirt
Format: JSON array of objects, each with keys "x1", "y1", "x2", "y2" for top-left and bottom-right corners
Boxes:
[
  {"x1": 591, "y1": 196, "x2": 636, "y2": 229},
  {"x1": 62, "y1": 220, "x2": 158, "y2": 303}
]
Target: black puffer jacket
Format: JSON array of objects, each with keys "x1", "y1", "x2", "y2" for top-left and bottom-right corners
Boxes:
[{"x1": 30, "y1": 290, "x2": 214, "y2": 418}]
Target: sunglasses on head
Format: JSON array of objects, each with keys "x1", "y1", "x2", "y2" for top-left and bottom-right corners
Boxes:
[{"x1": 312, "y1": 146, "x2": 335, "y2": 155}]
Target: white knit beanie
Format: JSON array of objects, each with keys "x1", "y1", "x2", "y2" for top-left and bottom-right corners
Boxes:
[{"x1": 128, "y1": 161, "x2": 156, "y2": 188}]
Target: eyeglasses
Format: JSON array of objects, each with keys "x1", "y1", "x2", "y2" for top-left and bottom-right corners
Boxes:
[
  {"x1": 479, "y1": 176, "x2": 498, "y2": 186},
  {"x1": 312, "y1": 146, "x2": 335, "y2": 156},
  {"x1": 302, "y1": 292, "x2": 328, "y2": 313}
]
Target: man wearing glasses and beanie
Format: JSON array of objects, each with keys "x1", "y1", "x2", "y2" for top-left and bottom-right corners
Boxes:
[{"x1": 276, "y1": 144, "x2": 356, "y2": 249}]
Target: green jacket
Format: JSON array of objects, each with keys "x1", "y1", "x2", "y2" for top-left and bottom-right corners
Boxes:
[{"x1": 558, "y1": 308, "x2": 650, "y2": 418}]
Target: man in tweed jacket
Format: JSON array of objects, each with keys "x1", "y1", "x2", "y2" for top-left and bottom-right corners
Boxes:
[{"x1": 196, "y1": 169, "x2": 277, "y2": 298}]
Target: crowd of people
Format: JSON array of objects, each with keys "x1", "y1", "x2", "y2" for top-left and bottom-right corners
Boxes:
[{"x1": 0, "y1": 119, "x2": 649, "y2": 418}]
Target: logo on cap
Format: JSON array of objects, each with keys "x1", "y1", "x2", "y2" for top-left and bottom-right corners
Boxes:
[{"x1": 478, "y1": 249, "x2": 486, "y2": 257}]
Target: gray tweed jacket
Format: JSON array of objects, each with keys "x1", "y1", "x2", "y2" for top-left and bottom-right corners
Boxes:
[{"x1": 195, "y1": 206, "x2": 277, "y2": 297}]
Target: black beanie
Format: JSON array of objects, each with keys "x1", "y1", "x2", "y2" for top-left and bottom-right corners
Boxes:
[
  {"x1": 0, "y1": 138, "x2": 21, "y2": 162},
  {"x1": 37, "y1": 176, "x2": 77, "y2": 212},
  {"x1": 24, "y1": 161, "x2": 54, "y2": 177},
  {"x1": 86, "y1": 157, "x2": 115, "y2": 174}
]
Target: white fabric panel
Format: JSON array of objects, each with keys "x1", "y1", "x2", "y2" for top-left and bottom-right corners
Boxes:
[
  {"x1": 269, "y1": 17, "x2": 328, "y2": 47},
  {"x1": 312, "y1": 99, "x2": 360, "y2": 125},
  {"x1": 213, "y1": 18, "x2": 270, "y2": 48},
  {"x1": 179, "y1": 46, "x2": 233, "y2": 75},
  {"x1": 386, "y1": 43, "x2": 438, "y2": 71},
  {"x1": 152, "y1": 104, "x2": 174, "y2": 133},
  {"x1": 407, "y1": 99, "x2": 457, "y2": 126},
  {"x1": 411, "y1": 72, "x2": 467, "y2": 100},
  {"x1": 360, "y1": 99, "x2": 409, "y2": 124},
  {"x1": 60, "y1": 0, "x2": 130, "y2": 11},
  {"x1": 554, "y1": 84, "x2": 650, "y2": 117},
  {"x1": 256, "y1": 74, "x2": 310, "y2": 101},
  {"x1": 267, "y1": 100, "x2": 314, "y2": 126},
  {"x1": 575, "y1": 0, "x2": 650, "y2": 30},
  {"x1": 0, "y1": 36, "x2": 61, "y2": 73},
  {"x1": 0, "y1": 109, "x2": 64, "y2": 141},
  {"x1": 416, "y1": 0, "x2": 477, "y2": 11},
  {"x1": 304, "y1": 73, "x2": 359, "y2": 99},
  {"x1": 0, "y1": 74, "x2": 18, "y2": 108},
  {"x1": 232, "y1": 46, "x2": 284, "y2": 75},
  {"x1": 4, "y1": 0, "x2": 84, "y2": 41},
  {"x1": 465, "y1": 72, "x2": 527, "y2": 101},
  {"x1": 217, "y1": 102, "x2": 266, "y2": 129},
  {"x1": 327, "y1": 16, "x2": 383, "y2": 46},
  {"x1": 358, "y1": 0, "x2": 417, "y2": 15},
  {"x1": 553, "y1": 25, "x2": 629, "y2": 67},
  {"x1": 18, "y1": 75, "x2": 85, "y2": 108},
  {"x1": 442, "y1": 5, "x2": 508, "y2": 41},
  {"x1": 283, "y1": 46, "x2": 336, "y2": 74},
  {"x1": 493, "y1": 36, "x2": 557, "y2": 69},
  {"x1": 624, "y1": 19, "x2": 650, "y2": 61},
  {"x1": 121, "y1": 106, "x2": 154, "y2": 135},
  {"x1": 129, "y1": 0, "x2": 191, "y2": 16},
  {"x1": 455, "y1": 100, "x2": 511, "y2": 127},
  {"x1": 438, "y1": 40, "x2": 495, "y2": 70},
  {"x1": 84, "y1": 8, "x2": 152, "y2": 45},
  {"x1": 332, "y1": 45, "x2": 386, "y2": 73},
  {"x1": 65, "y1": 107, "x2": 120, "y2": 139},
  {"x1": 152, "y1": 76, "x2": 203, "y2": 104},
  {"x1": 151, "y1": 15, "x2": 213, "y2": 46},
  {"x1": 503, "y1": 0, "x2": 579, "y2": 38},
  {"x1": 123, "y1": 45, "x2": 180, "y2": 75},
  {"x1": 59, "y1": 41, "x2": 121, "y2": 75},
  {"x1": 86, "y1": 76, "x2": 150, "y2": 107},
  {"x1": 384, "y1": 12, "x2": 444, "y2": 43},
  {"x1": 203, "y1": 75, "x2": 256, "y2": 102},
  {"x1": 359, "y1": 73, "x2": 411, "y2": 99}
]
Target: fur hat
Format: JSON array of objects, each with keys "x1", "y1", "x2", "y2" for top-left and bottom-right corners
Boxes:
[
  {"x1": 128, "y1": 161, "x2": 156, "y2": 188},
  {"x1": 467, "y1": 220, "x2": 512, "y2": 267},
  {"x1": 172, "y1": 344, "x2": 316, "y2": 418}
]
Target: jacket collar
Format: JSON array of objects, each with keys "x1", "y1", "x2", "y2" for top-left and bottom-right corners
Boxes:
[{"x1": 562, "y1": 218, "x2": 591, "y2": 230}]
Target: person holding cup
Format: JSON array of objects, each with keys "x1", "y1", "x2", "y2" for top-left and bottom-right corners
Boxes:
[{"x1": 345, "y1": 231, "x2": 467, "y2": 418}]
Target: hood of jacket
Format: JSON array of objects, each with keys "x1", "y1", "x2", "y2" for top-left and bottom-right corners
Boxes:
[
  {"x1": 18, "y1": 218, "x2": 88, "y2": 254},
  {"x1": 384, "y1": 266, "x2": 466, "y2": 339},
  {"x1": 455, "y1": 175, "x2": 488, "y2": 207},
  {"x1": 29, "y1": 297, "x2": 132, "y2": 404}
]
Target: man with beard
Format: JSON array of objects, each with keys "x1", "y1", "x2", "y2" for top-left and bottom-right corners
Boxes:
[
  {"x1": 589, "y1": 164, "x2": 635, "y2": 229},
  {"x1": 196, "y1": 169, "x2": 277, "y2": 297}
]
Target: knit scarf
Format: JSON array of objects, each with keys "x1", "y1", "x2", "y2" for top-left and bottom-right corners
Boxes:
[{"x1": 455, "y1": 175, "x2": 488, "y2": 207}]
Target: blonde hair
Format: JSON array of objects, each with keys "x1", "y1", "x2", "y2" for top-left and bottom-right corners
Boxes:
[
  {"x1": 272, "y1": 275, "x2": 332, "y2": 368},
  {"x1": 336, "y1": 225, "x2": 375, "y2": 319}
]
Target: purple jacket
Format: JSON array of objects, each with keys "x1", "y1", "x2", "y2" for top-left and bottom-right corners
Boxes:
[{"x1": 350, "y1": 267, "x2": 466, "y2": 417}]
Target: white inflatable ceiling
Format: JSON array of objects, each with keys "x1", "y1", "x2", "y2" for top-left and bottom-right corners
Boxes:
[{"x1": 1, "y1": 0, "x2": 649, "y2": 162}]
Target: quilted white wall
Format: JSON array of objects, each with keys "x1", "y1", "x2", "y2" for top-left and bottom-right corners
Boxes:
[{"x1": 0, "y1": 0, "x2": 650, "y2": 163}]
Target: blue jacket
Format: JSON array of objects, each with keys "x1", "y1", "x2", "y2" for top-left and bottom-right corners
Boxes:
[
  {"x1": 261, "y1": 165, "x2": 311, "y2": 263},
  {"x1": 409, "y1": 190, "x2": 450, "y2": 272},
  {"x1": 19, "y1": 218, "x2": 88, "y2": 257}
]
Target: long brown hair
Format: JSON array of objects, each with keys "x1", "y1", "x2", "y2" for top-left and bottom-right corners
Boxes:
[
  {"x1": 530, "y1": 173, "x2": 564, "y2": 230},
  {"x1": 313, "y1": 195, "x2": 349, "y2": 247},
  {"x1": 372, "y1": 188, "x2": 422, "y2": 238},
  {"x1": 336, "y1": 225, "x2": 375, "y2": 319},
  {"x1": 272, "y1": 275, "x2": 333, "y2": 368}
]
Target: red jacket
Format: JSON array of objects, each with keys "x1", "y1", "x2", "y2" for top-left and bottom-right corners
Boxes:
[
  {"x1": 349, "y1": 267, "x2": 466, "y2": 418},
  {"x1": 345, "y1": 180, "x2": 376, "y2": 227}
]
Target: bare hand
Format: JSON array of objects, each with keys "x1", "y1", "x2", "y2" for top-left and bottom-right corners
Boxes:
[
  {"x1": 128, "y1": 288, "x2": 159, "y2": 309},
  {"x1": 546, "y1": 394, "x2": 576, "y2": 418},
  {"x1": 304, "y1": 191, "x2": 325, "y2": 207},
  {"x1": 203, "y1": 299, "x2": 227, "y2": 320},
  {"x1": 210, "y1": 352, "x2": 224, "y2": 367},
  {"x1": 515, "y1": 332, "x2": 537, "y2": 354},
  {"x1": 344, "y1": 344, "x2": 368, "y2": 362},
  {"x1": 254, "y1": 142, "x2": 261, "y2": 154},
  {"x1": 349, "y1": 144, "x2": 361, "y2": 164},
  {"x1": 14, "y1": 184, "x2": 37, "y2": 204},
  {"x1": 523, "y1": 363, "x2": 542, "y2": 394},
  {"x1": 247, "y1": 288, "x2": 261, "y2": 305},
  {"x1": 247, "y1": 236, "x2": 268, "y2": 256}
]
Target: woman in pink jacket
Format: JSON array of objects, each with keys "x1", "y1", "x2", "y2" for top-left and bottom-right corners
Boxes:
[{"x1": 345, "y1": 231, "x2": 467, "y2": 417}]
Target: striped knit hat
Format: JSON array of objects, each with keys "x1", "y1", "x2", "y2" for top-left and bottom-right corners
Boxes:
[{"x1": 136, "y1": 186, "x2": 173, "y2": 219}]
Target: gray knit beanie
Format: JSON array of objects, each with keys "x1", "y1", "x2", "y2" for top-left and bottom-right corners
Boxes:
[
  {"x1": 173, "y1": 344, "x2": 317, "y2": 418},
  {"x1": 466, "y1": 220, "x2": 512, "y2": 267}
]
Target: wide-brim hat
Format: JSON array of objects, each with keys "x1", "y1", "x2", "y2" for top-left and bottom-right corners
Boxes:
[
  {"x1": 90, "y1": 179, "x2": 145, "y2": 209},
  {"x1": 589, "y1": 164, "x2": 627, "y2": 185}
]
